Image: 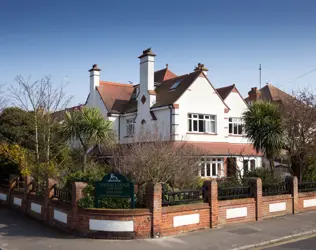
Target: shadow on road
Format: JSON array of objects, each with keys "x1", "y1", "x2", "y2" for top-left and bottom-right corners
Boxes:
[{"x1": 0, "y1": 206, "x2": 75, "y2": 239}]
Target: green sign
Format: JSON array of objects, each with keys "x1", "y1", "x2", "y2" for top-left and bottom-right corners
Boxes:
[{"x1": 94, "y1": 173, "x2": 135, "y2": 208}]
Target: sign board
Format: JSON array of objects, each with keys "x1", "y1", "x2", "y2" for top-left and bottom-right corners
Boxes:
[{"x1": 95, "y1": 173, "x2": 134, "y2": 208}]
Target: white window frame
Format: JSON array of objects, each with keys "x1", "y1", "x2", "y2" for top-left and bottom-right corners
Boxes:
[
  {"x1": 126, "y1": 118, "x2": 135, "y2": 136},
  {"x1": 188, "y1": 113, "x2": 216, "y2": 133},
  {"x1": 229, "y1": 117, "x2": 245, "y2": 135},
  {"x1": 199, "y1": 158, "x2": 224, "y2": 178}
]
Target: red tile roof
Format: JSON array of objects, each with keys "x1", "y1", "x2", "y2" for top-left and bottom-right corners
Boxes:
[
  {"x1": 97, "y1": 81, "x2": 134, "y2": 114},
  {"x1": 154, "y1": 67, "x2": 177, "y2": 83},
  {"x1": 188, "y1": 142, "x2": 261, "y2": 156}
]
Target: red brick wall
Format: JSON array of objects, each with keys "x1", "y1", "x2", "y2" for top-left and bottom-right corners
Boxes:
[
  {"x1": 161, "y1": 203, "x2": 210, "y2": 236},
  {"x1": 262, "y1": 195, "x2": 292, "y2": 219},
  {"x1": 10, "y1": 190, "x2": 25, "y2": 212},
  {"x1": 27, "y1": 194, "x2": 45, "y2": 221},
  {"x1": 218, "y1": 198, "x2": 256, "y2": 225},
  {"x1": 298, "y1": 192, "x2": 316, "y2": 212},
  {"x1": 76, "y1": 208, "x2": 152, "y2": 239},
  {"x1": 0, "y1": 187, "x2": 9, "y2": 205},
  {"x1": 48, "y1": 200, "x2": 73, "y2": 232}
]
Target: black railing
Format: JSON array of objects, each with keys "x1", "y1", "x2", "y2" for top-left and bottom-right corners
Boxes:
[
  {"x1": 31, "y1": 181, "x2": 46, "y2": 195},
  {"x1": 218, "y1": 186, "x2": 252, "y2": 200},
  {"x1": 53, "y1": 185, "x2": 72, "y2": 204},
  {"x1": 262, "y1": 183, "x2": 290, "y2": 196},
  {"x1": 162, "y1": 186, "x2": 203, "y2": 206},
  {"x1": 298, "y1": 182, "x2": 316, "y2": 193}
]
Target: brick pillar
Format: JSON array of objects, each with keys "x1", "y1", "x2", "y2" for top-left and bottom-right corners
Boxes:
[
  {"x1": 8, "y1": 174, "x2": 18, "y2": 205},
  {"x1": 208, "y1": 180, "x2": 218, "y2": 228},
  {"x1": 249, "y1": 177, "x2": 263, "y2": 221},
  {"x1": 22, "y1": 176, "x2": 32, "y2": 213},
  {"x1": 146, "y1": 183, "x2": 162, "y2": 238},
  {"x1": 71, "y1": 182, "x2": 87, "y2": 230},
  {"x1": 286, "y1": 176, "x2": 298, "y2": 214},
  {"x1": 43, "y1": 178, "x2": 58, "y2": 222}
]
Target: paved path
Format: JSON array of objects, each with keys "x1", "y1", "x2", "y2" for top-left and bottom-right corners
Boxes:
[{"x1": 1, "y1": 206, "x2": 316, "y2": 250}]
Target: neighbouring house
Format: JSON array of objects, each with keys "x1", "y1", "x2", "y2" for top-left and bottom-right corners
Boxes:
[
  {"x1": 84, "y1": 48, "x2": 262, "y2": 178},
  {"x1": 245, "y1": 83, "x2": 292, "y2": 105}
]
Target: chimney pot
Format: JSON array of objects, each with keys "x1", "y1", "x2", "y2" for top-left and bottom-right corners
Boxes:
[
  {"x1": 138, "y1": 47, "x2": 156, "y2": 59},
  {"x1": 89, "y1": 64, "x2": 101, "y2": 72}
]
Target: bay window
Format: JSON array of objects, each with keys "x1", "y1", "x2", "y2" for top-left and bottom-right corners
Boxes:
[
  {"x1": 229, "y1": 117, "x2": 245, "y2": 135},
  {"x1": 188, "y1": 113, "x2": 216, "y2": 133},
  {"x1": 200, "y1": 158, "x2": 224, "y2": 177}
]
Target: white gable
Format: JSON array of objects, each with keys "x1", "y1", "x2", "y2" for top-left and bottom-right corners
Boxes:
[{"x1": 174, "y1": 76, "x2": 228, "y2": 142}]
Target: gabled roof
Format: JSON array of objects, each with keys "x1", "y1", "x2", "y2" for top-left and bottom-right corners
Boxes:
[
  {"x1": 245, "y1": 84, "x2": 292, "y2": 104},
  {"x1": 95, "y1": 68, "x2": 229, "y2": 113},
  {"x1": 260, "y1": 84, "x2": 291, "y2": 102},
  {"x1": 154, "y1": 66, "x2": 177, "y2": 83},
  {"x1": 97, "y1": 81, "x2": 134, "y2": 114},
  {"x1": 216, "y1": 84, "x2": 235, "y2": 100},
  {"x1": 152, "y1": 70, "x2": 202, "y2": 108}
]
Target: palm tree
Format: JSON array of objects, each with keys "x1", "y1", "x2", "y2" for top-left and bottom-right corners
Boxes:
[
  {"x1": 62, "y1": 107, "x2": 116, "y2": 172},
  {"x1": 243, "y1": 101, "x2": 284, "y2": 174}
]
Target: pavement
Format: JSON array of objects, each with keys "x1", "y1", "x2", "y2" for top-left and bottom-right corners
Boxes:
[{"x1": 1, "y1": 207, "x2": 316, "y2": 250}]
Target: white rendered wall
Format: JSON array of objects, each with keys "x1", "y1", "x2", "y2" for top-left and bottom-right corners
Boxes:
[
  {"x1": 225, "y1": 91, "x2": 251, "y2": 144},
  {"x1": 176, "y1": 76, "x2": 227, "y2": 142}
]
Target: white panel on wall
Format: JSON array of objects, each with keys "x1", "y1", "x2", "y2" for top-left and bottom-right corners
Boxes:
[
  {"x1": 13, "y1": 197, "x2": 22, "y2": 206},
  {"x1": 226, "y1": 207, "x2": 247, "y2": 219},
  {"x1": 89, "y1": 219, "x2": 134, "y2": 232},
  {"x1": 54, "y1": 210, "x2": 67, "y2": 224},
  {"x1": 31, "y1": 202, "x2": 42, "y2": 214},
  {"x1": 269, "y1": 202, "x2": 286, "y2": 213},
  {"x1": 303, "y1": 199, "x2": 316, "y2": 208},
  {"x1": 173, "y1": 213, "x2": 200, "y2": 227},
  {"x1": 0, "y1": 193, "x2": 7, "y2": 201}
]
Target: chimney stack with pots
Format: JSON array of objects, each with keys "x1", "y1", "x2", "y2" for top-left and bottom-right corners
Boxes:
[{"x1": 88, "y1": 64, "x2": 101, "y2": 107}]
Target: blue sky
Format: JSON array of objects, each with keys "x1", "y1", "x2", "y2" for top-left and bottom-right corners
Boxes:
[{"x1": 0, "y1": 0, "x2": 316, "y2": 106}]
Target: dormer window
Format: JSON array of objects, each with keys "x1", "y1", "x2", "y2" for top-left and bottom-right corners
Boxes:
[
  {"x1": 132, "y1": 87, "x2": 139, "y2": 100},
  {"x1": 169, "y1": 79, "x2": 182, "y2": 91}
]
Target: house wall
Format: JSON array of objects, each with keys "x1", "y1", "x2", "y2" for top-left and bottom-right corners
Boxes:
[
  {"x1": 175, "y1": 76, "x2": 227, "y2": 142},
  {"x1": 224, "y1": 92, "x2": 250, "y2": 144}
]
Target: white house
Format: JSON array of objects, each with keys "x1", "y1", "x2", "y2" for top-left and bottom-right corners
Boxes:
[{"x1": 85, "y1": 48, "x2": 262, "y2": 178}]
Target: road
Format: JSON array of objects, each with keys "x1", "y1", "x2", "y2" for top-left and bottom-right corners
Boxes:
[{"x1": 264, "y1": 235, "x2": 316, "y2": 250}]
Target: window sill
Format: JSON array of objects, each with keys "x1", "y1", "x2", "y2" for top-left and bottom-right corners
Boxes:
[
  {"x1": 228, "y1": 134, "x2": 246, "y2": 137},
  {"x1": 187, "y1": 132, "x2": 218, "y2": 135}
]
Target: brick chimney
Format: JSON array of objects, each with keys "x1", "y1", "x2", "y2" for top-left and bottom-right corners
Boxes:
[
  {"x1": 247, "y1": 87, "x2": 261, "y2": 103},
  {"x1": 88, "y1": 64, "x2": 101, "y2": 107}
]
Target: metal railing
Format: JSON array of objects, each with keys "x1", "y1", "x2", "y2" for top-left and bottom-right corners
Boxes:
[
  {"x1": 218, "y1": 186, "x2": 252, "y2": 200},
  {"x1": 262, "y1": 183, "x2": 290, "y2": 196},
  {"x1": 298, "y1": 182, "x2": 316, "y2": 193},
  {"x1": 53, "y1": 185, "x2": 72, "y2": 204},
  {"x1": 162, "y1": 185, "x2": 203, "y2": 206},
  {"x1": 30, "y1": 181, "x2": 46, "y2": 195}
]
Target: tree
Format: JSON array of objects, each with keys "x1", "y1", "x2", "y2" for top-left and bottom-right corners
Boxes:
[
  {"x1": 10, "y1": 75, "x2": 72, "y2": 183},
  {"x1": 112, "y1": 131, "x2": 203, "y2": 190},
  {"x1": 62, "y1": 107, "x2": 116, "y2": 172},
  {"x1": 0, "y1": 107, "x2": 35, "y2": 149},
  {"x1": 282, "y1": 90, "x2": 316, "y2": 182},
  {"x1": 243, "y1": 101, "x2": 284, "y2": 174}
]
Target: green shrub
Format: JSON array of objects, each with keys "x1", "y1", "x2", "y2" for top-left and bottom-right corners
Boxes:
[{"x1": 243, "y1": 168, "x2": 282, "y2": 185}]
